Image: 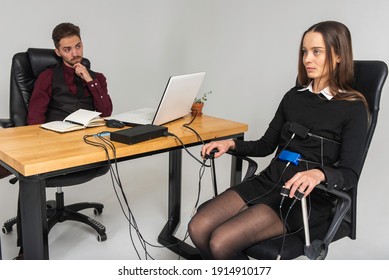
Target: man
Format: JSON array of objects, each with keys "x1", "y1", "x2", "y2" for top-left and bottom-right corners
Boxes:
[
  {"x1": 15, "y1": 22, "x2": 113, "y2": 259},
  {"x1": 28, "y1": 22, "x2": 112, "y2": 124}
]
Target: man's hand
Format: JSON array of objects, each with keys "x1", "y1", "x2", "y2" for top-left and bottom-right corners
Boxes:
[{"x1": 74, "y1": 63, "x2": 92, "y2": 82}]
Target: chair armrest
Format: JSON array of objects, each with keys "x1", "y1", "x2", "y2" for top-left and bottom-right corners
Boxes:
[
  {"x1": 315, "y1": 184, "x2": 352, "y2": 245},
  {"x1": 226, "y1": 151, "x2": 258, "y2": 181},
  {"x1": 0, "y1": 118, "x2": 15, "y2": 128},
  {"x1": 304, "y1": 183, "x2": 352, "y2": 259}
]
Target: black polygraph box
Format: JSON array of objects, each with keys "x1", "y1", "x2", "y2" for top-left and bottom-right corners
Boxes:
[{"x1": 110, "y1": 124, "x2": 168, "y2": 145}]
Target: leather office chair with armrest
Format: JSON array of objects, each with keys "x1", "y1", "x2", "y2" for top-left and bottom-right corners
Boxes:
[
  {"x1": 208, "y1": 60, "x2": 388, "y2": 259},
  {"x1": 0, "y1": 48, "x2": 109, "y2": 242}
]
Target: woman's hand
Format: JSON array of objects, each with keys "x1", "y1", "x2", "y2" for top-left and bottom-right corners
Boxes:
[
  {"x1": 201, "y1": 139, "x2": 236, "y2": 159},
  {"x1": 284, "y1": 169, "x2": 325, "y2": 198}
]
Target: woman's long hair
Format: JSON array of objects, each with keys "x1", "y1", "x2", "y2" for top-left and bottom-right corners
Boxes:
[{"x1": 297, "y1": 21, "x2": 368, "y2": 110}]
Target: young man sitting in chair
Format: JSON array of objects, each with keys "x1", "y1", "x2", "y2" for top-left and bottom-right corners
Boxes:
[{"x1": 14, "y1": 22, "x2": 113, "y2": 259}]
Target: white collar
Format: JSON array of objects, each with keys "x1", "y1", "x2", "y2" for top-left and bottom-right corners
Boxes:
[{"x1": 297, "y1": 82, "x2": 333, "y2": 100}]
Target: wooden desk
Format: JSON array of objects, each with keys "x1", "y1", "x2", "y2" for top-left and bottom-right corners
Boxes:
[{"x1": 0, "y1": 115, "x2": 247, "y2": 259}]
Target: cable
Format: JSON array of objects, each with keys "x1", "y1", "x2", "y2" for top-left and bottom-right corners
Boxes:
[
  {"x1": 276, "y1": 154, "x2": 314, "y2": 260},
  {"x1": 240, "y1": 162, "x2": 291, "y2": 211},
  {"x1": 178, "y1": 158, "x2": 208, "y2": 259},
  {"x1": 277, "y1": 202, "x2": 294, "y2": 260},
  {"x1": 184, "y1": 109, "x2": 198, "y2": 126},
  {"x1": 84, "y1": 132, "x2": 176, "y2": 260},
  {"x1": 276, "y1": 194, "x2": 313, "y2": 260},
  {"x1": 169, "y1": 113, "x2": 221, "y2": 259},
  {"x1": 268, "y1": 133, "x2": 296, "y2": 167},
  {"x1": 84, "y1": 131, "x2": 212, "y2": 260},
  {"x1": 84, "y1": 133, "x2": 144, "y2": 258},
  {"x1": 167, "y1": 132, "x2": 210, "y2": 167}
]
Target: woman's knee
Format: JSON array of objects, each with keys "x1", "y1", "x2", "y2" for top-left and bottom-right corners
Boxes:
[
  {"x1": 188, "y1": 214, "x2": 207, "y2": 241},
  {"x1": 209, "y1": 231, "x2": 231, "y2": 259},
  {"x1": 187, "y1": 217, "x2": 197, "y2": 238}
]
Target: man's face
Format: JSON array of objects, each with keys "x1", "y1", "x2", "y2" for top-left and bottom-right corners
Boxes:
[{"x1": 55, "y1": 35, "x2": 83, "y2": 67}]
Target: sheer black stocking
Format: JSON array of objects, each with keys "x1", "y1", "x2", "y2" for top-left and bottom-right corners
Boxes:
[{"x1": 188, "y1": 189, "x2": 285, "y2": 259}]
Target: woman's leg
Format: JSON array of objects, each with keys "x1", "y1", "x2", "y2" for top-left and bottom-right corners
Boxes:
[
  {"x1": 188, "y1": 190, "x2": 285, "y2": 259},
  {"x1": 208, "y1": 203, "x2": 284, "y2": 259},
  {"x1": 188, "y1": 189, "x2": 247, "y2": 259}
]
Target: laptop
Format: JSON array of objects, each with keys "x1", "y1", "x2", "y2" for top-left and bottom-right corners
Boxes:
[{"x1": 107, "y1": 72, "x2": 206, "y2": 126}]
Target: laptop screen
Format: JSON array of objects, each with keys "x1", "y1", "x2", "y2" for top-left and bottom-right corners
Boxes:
[
  {"x1": 152, "y1": 72, "x2": 206, "y2": 125},
  {"x1": 105, "y1": 72, "x2": 206, "y2": 126}
]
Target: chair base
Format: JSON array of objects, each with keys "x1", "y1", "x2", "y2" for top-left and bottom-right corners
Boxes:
[{"x1": 2, "y1": 192, "x2": 107, "y2": 242}]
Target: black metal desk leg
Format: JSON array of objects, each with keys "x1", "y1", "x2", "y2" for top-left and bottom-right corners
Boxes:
[
  {"x1": 158, "y1": 149, "x2": 200, "y2": 259},
  {"x1": 19, "y1": 176, "x2": 49, "y2": 260},
  {"x1": 168, "y1": 149, "x2": 182, "y2": 226}
]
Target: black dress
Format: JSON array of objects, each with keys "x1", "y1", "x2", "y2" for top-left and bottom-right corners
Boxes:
[{"x1": 230, "y1": 86, "x2": 368, "y2": 231}]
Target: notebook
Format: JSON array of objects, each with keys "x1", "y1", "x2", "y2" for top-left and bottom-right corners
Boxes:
[{"x1": 107, "y1": 72, "x2": 206, "y2": 126}]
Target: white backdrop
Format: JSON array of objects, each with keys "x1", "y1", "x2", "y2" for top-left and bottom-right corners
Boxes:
[{"x1": 0, "y1": 0, "x2": 388, "y2": 259}]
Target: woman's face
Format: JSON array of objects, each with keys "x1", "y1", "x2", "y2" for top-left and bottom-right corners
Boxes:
[{"x1": 302, "y1": 31, "x2": 339, "y2": 92}]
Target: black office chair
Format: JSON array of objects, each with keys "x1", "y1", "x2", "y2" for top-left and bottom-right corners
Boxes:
[
  {"x1": 0, "y1": 48, "x2": 109, "y2": 242},
  {"x1": 208, "y1": 60, "x2": 388, "y2": 259}
]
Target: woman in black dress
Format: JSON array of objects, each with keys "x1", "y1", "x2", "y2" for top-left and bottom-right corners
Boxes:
[{"x1": 188, "y1": 21, "x2": 369, "y2": 260}]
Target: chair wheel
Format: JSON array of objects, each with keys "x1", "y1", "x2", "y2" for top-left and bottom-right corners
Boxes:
[
  {"x1": 97, "y1": 233, "x2": 107, "y2": 242},
  {"x1": 304, "y1": 240, "x2": 328, "y2": 260},
  {"x1": 94, "y1": 208, "x2": 103, "y2": 215}
]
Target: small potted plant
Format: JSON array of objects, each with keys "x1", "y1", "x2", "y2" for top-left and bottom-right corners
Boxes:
[{"x1": 191, "y1": 91, "x2": 212, "y2": 116}]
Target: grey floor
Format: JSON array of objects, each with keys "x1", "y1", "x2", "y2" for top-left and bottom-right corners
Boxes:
[{"x1": 0, "y1": 146, "x2": 388, "y2": 260}]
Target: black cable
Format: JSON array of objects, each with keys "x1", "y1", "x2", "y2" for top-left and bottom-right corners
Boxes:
[
  {"x1": 84, "y1": 132, "x2": 194, "y2": 259},
  {"x1": 239, "y1": 162, "x2": 291, "y2": 212},
  {"x1": 170, "y1": 114, "x2": 219, "y2": 260},
  {"x1": 167, "y1": 132, "x2": 211, "y2": 167},
  {"x1": 276, "y1": 159, "x2": 313, "y2": 260},
  {"x1": 267, "y1": 133, "x2": 296, "y2": 168},
  {"x1": 85, "y1": 123, "x2": 217, "y2": 259},
  {"x1": 84, "y1": 133, "x2": 155, "y2": 259},
  {"x1": 277, "y1": 201, "x2": 294, "y2": 260},
  {"x1": 178, "y1": 158, "x2": 208, "y2": 260},
  {"x1": 185, "y1": 109, "x2": 198, "y2": 126}
]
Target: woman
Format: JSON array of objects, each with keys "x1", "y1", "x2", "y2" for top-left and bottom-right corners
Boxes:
[{"x1": 188, "y1": 21, "x2": 368, "y2": 260}]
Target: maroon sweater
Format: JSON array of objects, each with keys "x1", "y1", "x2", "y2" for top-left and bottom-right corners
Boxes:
[{"x1": 27, "y1": 63, "x2": 113, "y2": 124}]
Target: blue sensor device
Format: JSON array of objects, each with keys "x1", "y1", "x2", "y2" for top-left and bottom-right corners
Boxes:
[{"x1": 278, "y1": 150, "x2": 301, "y2": 166}]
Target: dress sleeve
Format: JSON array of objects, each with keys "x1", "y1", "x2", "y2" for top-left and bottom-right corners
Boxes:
[
  {"x1": 317, "y1": 101, "x2": 368, "y2": 191},
  {"x1": 233, "y1": 92, "x2": 288, "y2": 157},
  {"x1": 86, "y1": 72, "x2": 113, "y2": 117}
]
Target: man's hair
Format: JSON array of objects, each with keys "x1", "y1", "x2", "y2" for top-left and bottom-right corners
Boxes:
[{"x1": 52, "y1": 22, "x2": 81, "y2": 49}]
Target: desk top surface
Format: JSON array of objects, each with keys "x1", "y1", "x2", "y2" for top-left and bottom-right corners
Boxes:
[{"x1": 0, "y1": 115, "x2": 247, "y2": 176}]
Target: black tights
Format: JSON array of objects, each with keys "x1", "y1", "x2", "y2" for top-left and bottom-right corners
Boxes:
[{"x1": 188, "y1": 189, "x2": 285, "y2": 259}]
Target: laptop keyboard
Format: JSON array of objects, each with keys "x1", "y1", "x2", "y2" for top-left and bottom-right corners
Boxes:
[{"x1": 107, "y1": 108, "x2": 156, "y2": 125}]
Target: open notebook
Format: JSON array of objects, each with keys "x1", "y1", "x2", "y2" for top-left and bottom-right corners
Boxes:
[
  {"x1": 107, "y1": 72, "x2": 205, "y2": 126},
  {"x1": 40, "y1": 109, "x2": 105, "y2": 133}
]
